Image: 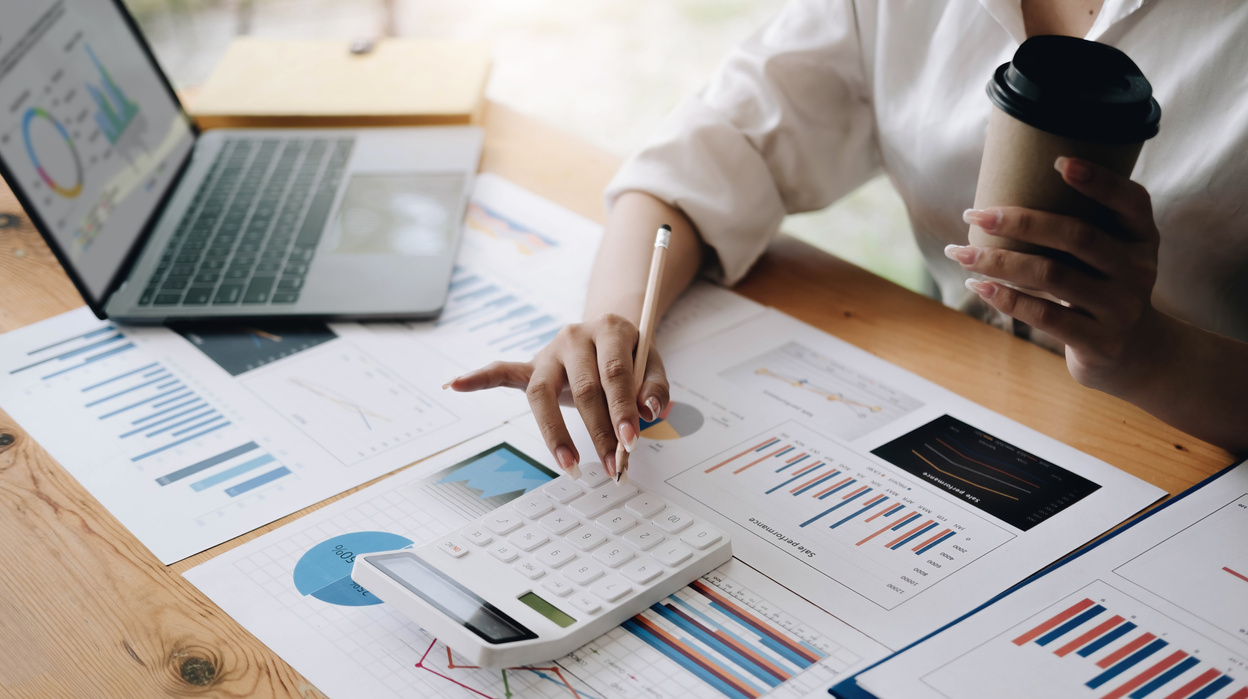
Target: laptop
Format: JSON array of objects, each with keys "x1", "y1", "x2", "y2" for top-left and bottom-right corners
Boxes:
[{"x1": 0, "y1": 0, "x2": 483, "y2": 323}]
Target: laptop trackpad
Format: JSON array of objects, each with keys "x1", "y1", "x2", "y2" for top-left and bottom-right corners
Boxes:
[{"x1": 325, "y1": 173, "x2": 466, "y2": 256}]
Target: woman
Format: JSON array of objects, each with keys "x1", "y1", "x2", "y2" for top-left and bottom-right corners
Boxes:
[{"x1": 450, "y1": 0, "x2": 1248, "y2": 477}]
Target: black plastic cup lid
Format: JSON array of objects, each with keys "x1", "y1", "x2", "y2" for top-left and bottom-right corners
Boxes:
[{"x1": 987, "y1": 35, "x2": 1161, "y2": 144}]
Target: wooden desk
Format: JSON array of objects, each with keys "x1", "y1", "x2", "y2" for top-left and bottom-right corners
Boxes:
[{"x1": 0, "y1": 102, "x2": 1233, "y2": 697}]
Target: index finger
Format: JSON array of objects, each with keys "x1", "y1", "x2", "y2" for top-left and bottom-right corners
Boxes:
[{"x1": 594, "y1": 318, "x2": 642, "y2": 459}]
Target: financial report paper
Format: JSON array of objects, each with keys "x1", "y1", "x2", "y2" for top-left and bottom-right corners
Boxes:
[
  {"x1": 558, "y1": 310, "x2": 1165, "y2": 649},
  {"x1": 0, "y1": 307, "x2": 506, "y2": 563},
  {"x1": 186, "y1": 427, "x2": 890, "y2": 699},
  {"x1": 846, "y1": 460, "x2": 1248, "y2": 699}
]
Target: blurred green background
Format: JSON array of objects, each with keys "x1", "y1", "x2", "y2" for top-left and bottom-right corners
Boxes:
[{"x1": 122, "y1": 0, "x2": 925, "y2": 292}]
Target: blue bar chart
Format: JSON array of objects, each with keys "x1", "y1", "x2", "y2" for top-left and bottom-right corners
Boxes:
[
  {"x1": 9, "y1": 322, "x2": 293, "y2": 501},
  {"x1": 669, "y1": 421, "x2": 1013, "y2": 609},
  {"x1": 925, "y1": 582, "x2": 1248, "y2": 699},
  {"x1": 425, "y1": 266, "x2": 562, "y2": 356},
  {"x1": 622, "y1": 579, "x2": 828, "y2": 699}
]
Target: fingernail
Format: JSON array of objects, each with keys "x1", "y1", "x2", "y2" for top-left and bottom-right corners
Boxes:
[
  {"x1": 644, "y1": 397, "x2": 662, "y2": 422},
  {"x1": 965, "y1": 277, "x2": 997, "y2": 299},
  {"x1": 944, "y1": 244, "x2": 978, "y2": 265},
  {"x1": 604, "y1": 452, "x2": 617, "y2": 479},
  {"x1": 1056, "y1": 157, "x2": 1092, "y2": 183},
  {"x1": 555, "y1": 446, "x2": 580, "y2": 479},
  {"x1": 441, "y1": 376, "x2": 461, "y2": 390},
  {"x1": 963, "y1": 208, "x2": 1000, "y2": 231},
  {"x1": 618, "y1": 421, "x2": 638, "y2": 453}
]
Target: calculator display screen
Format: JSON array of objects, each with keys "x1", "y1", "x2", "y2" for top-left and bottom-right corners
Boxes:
[{"x1": 370, "y1": 552, "x2": 538, "y2": 644}]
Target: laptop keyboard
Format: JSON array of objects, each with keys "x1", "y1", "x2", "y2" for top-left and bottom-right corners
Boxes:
[{"x1": 138, "y1": 137, "x2": 354, "y2": 308}]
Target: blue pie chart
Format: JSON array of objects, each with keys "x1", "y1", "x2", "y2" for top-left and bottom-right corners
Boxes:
[{"x1": 293, "y1": 531, "x2": 413, "y2": 606}]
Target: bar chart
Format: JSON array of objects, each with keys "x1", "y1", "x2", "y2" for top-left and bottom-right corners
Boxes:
[
  {"x1": 621, "y1": 579, "x2": 831, "y2": 699},
  {"x1": 668, "y1": 422, "x2": 1012, "y2": 609},
  {"x1": 415, "y1": 266, "x2": 565, "y2": 361},
  {"x1": 719, "y1": 342, "x2": 923, "y2": 441},
  {"x1": 10, "y1": 322, "x2": 294, "y2": 500},
  {"x1": 924, "y1": 582, "x2": 1248, "y2": 699}
]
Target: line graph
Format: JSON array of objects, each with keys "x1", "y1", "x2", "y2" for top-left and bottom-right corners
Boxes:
[
  {"x1": 753, "y1": 367, "x2": 885, "y2": 414},
  {"x1": 242, "y1": 347, "x2": 456, "y2": 465},
  {"x1": 872, "y1": 415, "x2": 1099, "y2": 531},
  {"x1": 289, "y1": 378, "x2": 391, "y2": 431},
  {"x1": 415, "y1": 640, "x2": 596, "y2": 699},
  {"x1": 719, "y1": 342, "x2": 922, "y2": 441}
]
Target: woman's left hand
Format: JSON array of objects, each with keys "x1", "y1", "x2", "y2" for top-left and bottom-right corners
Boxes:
[{"x1": 946, "y1": 156, "x2": 1169, "y2": 395}]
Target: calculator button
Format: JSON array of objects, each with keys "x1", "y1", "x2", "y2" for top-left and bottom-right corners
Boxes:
[
  {"x1": 513, "y1": 493, "x2": 554, "y2": 519},
  {"x1": 514, "y1": 560, "x2": 545, "y2": 580},
  {"x1": 653, "y1": 508, "x2": 695, "y2": 534},
  {"x1": 542, "y1": 479, "x2": 584, "y2": 504},
  {"x1": 542, "y1": 577, "x2": 575, "y2": 597},
  {"x1": 620, "y1": 558, "x2": 663, "y2": 584},
  {"x1": 565, "y1": 561, "x2": 605, "y2": 585},
  {"x1": 625, "y1": 494, "x2": 667, "y2": 519},
  {"x1": 593, "y1": 544, "x2": 636, "y2": 568},
  {"x1": 570, "y1": 483, "x2": 639, "y2": 519},
  {"x1": 569, "y1": 593, "x2": 602, "y2": 615},
  {"x1": 578, "y1": 462, "x2": 610, "y2": 487},
  {"x1": 484, "y1": 511, "x2": 524, "y2": 535},
  {"x1": 566, "y1": 525, "x2": 608, "y2": 551},
  {"x1": 462, "y1": 527, "x2": 493, "y2": 546},
  {"x1": 623, "y1": 524, "x2": 665, "y2": 551},
  {"x1": 539, "y1": 511, "x2": 580, "y2": 535},
  {"x1": 507, "y1": 526, "x2": 550, "y2": 552},
  {"x1": 679, "y1": 523, "x2": 723, "y2": 550},
  {"x1": 488, "y1": 543, "x2": 519, "y2": 563},
  {"x1": 651, "y1": 541, "x2": 694, "y2": 567},
  {"x1": 590, "y1": 576, "x2": 633, "y2": 602},
  {"x1": 438, "y1": 540, "x2": 469, "y2": 558},
  {"x1": 596, "y1": 511, "x2": 637, "y2": 534},
  {"x1": 534, "y1": 543, "x2": 577, "y2": 569}
]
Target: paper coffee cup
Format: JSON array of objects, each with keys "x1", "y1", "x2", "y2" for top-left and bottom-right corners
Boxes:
[{"x1": 969, "y1": 36, "x2": 1161, "y2": 254}]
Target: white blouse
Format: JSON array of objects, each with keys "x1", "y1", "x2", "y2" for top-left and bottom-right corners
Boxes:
[{"x1": 605, "y1": 0, "x2": 1248, "y2": 343}]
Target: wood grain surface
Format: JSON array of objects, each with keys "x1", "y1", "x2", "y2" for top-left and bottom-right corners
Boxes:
[{"x1": 0, "y1": 101, "x2": 1233, "y2": 698}]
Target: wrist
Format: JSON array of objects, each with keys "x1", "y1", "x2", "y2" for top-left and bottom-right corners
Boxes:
[{"x1": 1094, "y1": 309, "x2": 1186, "y2": 402}]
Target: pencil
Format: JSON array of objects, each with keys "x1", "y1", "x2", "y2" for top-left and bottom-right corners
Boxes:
[{"x1": 616, "y1": 224, "x2": 671, "y2": 484}]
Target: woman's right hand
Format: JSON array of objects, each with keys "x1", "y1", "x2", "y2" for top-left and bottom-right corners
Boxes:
[{"x1": 445, "y1": 312, "x2": 670, "y2": 480}]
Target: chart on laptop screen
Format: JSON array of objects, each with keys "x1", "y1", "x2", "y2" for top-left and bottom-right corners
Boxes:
[{"x1": 0, "y1": 0, "x2": 193, "y2": 298}]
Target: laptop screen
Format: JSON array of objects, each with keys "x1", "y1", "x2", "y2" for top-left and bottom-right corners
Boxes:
[{"x1": 0, "y1": 0, "x2": 194, "y2": 305}]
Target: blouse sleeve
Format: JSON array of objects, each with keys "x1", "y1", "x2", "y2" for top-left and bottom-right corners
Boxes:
[{"x1": 604, "y1": 0, "x2": 880, "y2": 284}]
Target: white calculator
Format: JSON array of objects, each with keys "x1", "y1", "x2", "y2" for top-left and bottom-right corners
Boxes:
[{"x1": 352, "y1": 461, "x2": 731, "y2": 668}]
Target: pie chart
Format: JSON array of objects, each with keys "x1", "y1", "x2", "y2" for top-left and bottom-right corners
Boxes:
[
  {"x1": 293, "y1": 531, "x2": 413, "y2": 606},
  {"x1": 639, "y1": 401, "x2": 704, "y2": 440}
]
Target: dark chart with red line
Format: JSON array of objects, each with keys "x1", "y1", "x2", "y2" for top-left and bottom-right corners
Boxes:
[
  {"x1": 1116, "y1": 495, "x2": 1248, "y2": 646},
  {"x1": 872, "y1": 414, "x2": 1100, "y2": 531},
  {"x1": 667, "y1": 421, "x2": 1013, "y2": 609},
  {"x1": 923, "y1": 581, "x2": 1248, "y2": 699}
]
